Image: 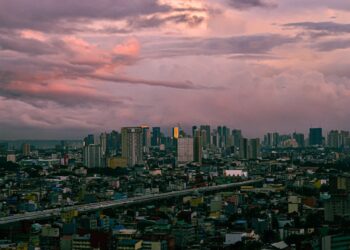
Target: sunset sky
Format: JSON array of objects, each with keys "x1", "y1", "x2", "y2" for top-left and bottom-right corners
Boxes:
[{"x1": 1, "y1": 0, "x2": 350, "y2": 139}]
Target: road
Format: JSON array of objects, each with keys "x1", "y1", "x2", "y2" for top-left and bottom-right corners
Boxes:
[{"x1": 0, "y1": 178, "x2": 263, "y2": 225}]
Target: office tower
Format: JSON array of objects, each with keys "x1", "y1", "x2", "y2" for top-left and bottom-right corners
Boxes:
[
  {"x1": 217, "y1": 126, "x2": 223, "y2": 148},
  {"x1": 83, "y1": 144, "x2": 102, "y2": 168},
  {"x1": 272, "y1": 132, "x2": 280, "y2": 148},
  {"x1": 151, "y1": 127, "x2": 161, "y2": 146},
  {"x1": 200, "y1": 129, "x2": 207, "y2": 147},
  {"x1": 177, "y1": 137, "x2": 194, "y2": 163},
  {"x1": 328, "y1": 130, "x2": 340, "y2": 148},
  {"x1": 200, "y1": 125, "x2": 211, "y2": 146},
  {"x1": 293, "y1": 132, "x2": 305, "y2": 148},
  {"x1": 83, "y1": 134, "x2": 94, "y2": 146},
  {"x1": 263, "y1": 132, "x2": 272, "y2": 147},
  {"x1": 141, "y1": 126, "x2": 151, "y2": 153},
  {"x1": 223, "y1": 126, "x2": 230, "y2": 146},
  {"x1": 232, "y1": 129, "x2": 242, "y2": 148},
  {"x1": 99, "y1": 133, "x2": 108, "y2": 157},
  {"x1": 173, "y1": 127, "x2": 179, "y2": 139},
  {"x1": 108, "y1": 130, "x2": 121, "y2": 155},
  {"x1": 340, "y1": 131, "x2": 350, "y2": 148},
  {"x1": 121, "y1": 127, "x2": 143, "y2": 167},
  {"x1": 22, "y1": 143, "x2": 31, "y2": 156},
  {"x1": 192, "y1": 126, "x2": 197, "y2": 137},
  {"x1": 212, "y1": 129, "x2": 218, "y2": 147},
  {"x1": 248, "y1": 138, "x2": 261, "y2": 159},
  {"x1": 193, "y1": 130, "x2": 202, "y2": 164},
  {"x1": 239, "y1": 138, "x2": 248, "y2": 159},
  {"x1": 309, "y1": 128, "x2": 323, "y2": 146}
]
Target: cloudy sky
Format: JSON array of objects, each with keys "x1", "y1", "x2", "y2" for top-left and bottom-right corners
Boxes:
[{"x1": 1, "y1": 0, "x2": 350, "y2": 139}]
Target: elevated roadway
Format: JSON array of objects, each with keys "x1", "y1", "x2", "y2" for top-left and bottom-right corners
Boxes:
[{"x1": 0, "y1": 178, "x2": 263, "y2": 225}]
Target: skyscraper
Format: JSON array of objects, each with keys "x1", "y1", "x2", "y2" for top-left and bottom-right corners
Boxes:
[
  {"x1": 192, "y1": 126, "x2": 197, "y2": 137},
  {"x1": 151, "y1": 127, "x2": 161, "y2": 146},
  {"x1": 108, "y1": 130, "x2": 121, "y2": 155},
  {"x1": 232, "y1": 129, "x2": 242, "y2": 148},
  {"x1": 121, "y1": 127, "x2": 143, "y2": 167},
  {"x1": 223, "y1": 126, "x2": 230, "y2": 147},
  {"x1": 264, "y1": 132, "x2": 273, "y2": 147},
  {"x1": 200, "y1": 125, "x2": 211, "y2": 146},
  {"x1": 272, "y1": 132, "x2": 280, "y2": 148},
  {"x1": 193, "y1": 130, "x2": 202, "y2": 164},
  {"x1": 173, "y1": 127, "x2": 179, "y2": 139},
  {"x1": 248, "y1": 138, "x2": 261, "y2": 159},
  {"x1": 84, "y1": 134, "x2": 94, "y2": 146},
  {"x1": 293, "y1": 132, "x2": 305, "y2": 148},
  {"x1": 340, "y1": 131, "x2": 350, "y2": 148},
  {"x1": 217, "y1": 126, "x2": 223, "y2": 148},
  {"x1": 177, "y1": 137, "x2": 194, "y2": 163},
  {"x1": 83, "y1": 144, "x2": 102, "y2": 168},
  {"x1": 100, "y1": 132, "x2": 108, "y2": 158},
  {"x1": 309, "y1": 128, "x2": 323, "y2": 146},
  {"x1": 328, "y1": 130, "x2": 340, "y2": 148},
  {"x1": 141, "y1": 126, "x2": 151, "y2": 153},
  {"x1": 212, "y1": 129, "x2": 218, "y2": 147},
  {"x1": 239, "y1": 138, "x2": 248, "y2": 159}
]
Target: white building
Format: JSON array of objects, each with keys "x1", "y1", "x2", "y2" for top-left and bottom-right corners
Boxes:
[
  {"x1": 121, "y1": 127, "x2": 143, "y2": 167},
  {"x1": 177, "y1": 137, "x2": 194, "y2": 163}
]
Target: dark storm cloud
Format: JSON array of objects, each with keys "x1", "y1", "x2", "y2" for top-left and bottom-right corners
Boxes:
[
  {"x1": 227, "y1": 0, "x2": 277, "y2": 10},
  {"x1": 0, "y1": 0, "x2": 205, "y2": 33},
  {"x1": 0, "y1": 0, "x2": 169, "y2": 30}
]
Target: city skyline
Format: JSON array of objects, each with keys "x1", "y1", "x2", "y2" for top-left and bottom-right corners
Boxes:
[
  {"x1": 0, "y1": 124, "x2": 347, "y2": 141},
  {"x1": 1, "y1": 0, "x2": 350, "y2": 139}
]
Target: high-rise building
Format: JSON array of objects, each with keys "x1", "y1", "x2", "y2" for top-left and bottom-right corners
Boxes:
[
  {"x1": 22, "y1": 143, "x2": 31, "y2": 156},
  {"x1": 177, "y1": 137, "x2": 194, "y2": 163},
  {"x1": 272, "y1": 132, "x2": 280, "y2": 148},
  {"x1": 193, "y1": 130, "x2": 202, "y2": 164},
  {"x1": 200, "y1": 125, "x2": 211, "y2": 146},
  {"x1": 83, "y1": 144, "x2": 102, "y2": 168},
  {"x1": 83, "y1": 134, "x2": 94, "y2": 146},
  {"x1": 211, "y1": 129, "x2": 218, "y2": 147},
  {"x1": 309, "y1": 128, "x2": 323, "y2": 146},
  {"x1": 293, "y1": 132, "x2": 305, "y2": 148},
  {"x1": 121, "y1": 127, "x2": 143, "y2": 167},
  {"x1": 217, "y1": 126, "x2": 223, "y2": 148},
  {"x1": 173, "y1": 127, "x2": 179, "y2": 139},
  {"x1": 100, "y1": 133, "x2": 108, "y2": 157},
  {"x1": 192, "y1": 126, "x2": 197, "y2": 137},
  {"x1": 232, "y1": 129, "x2": 242, "y2": 148},
  {"x1": 340, "y1": 131, "x2": 350, "y2": 148},
  {"x1": 223, "y1": 126, "x2": 230, "y2": 147},
  {"x1": 239, "y1": 138, "x2": 248, "y2": 159},
  {"x1": 248, "y1": 138, "x2": 261, "y2": 159},
  {"x1": 108, "y1": 130, "x2": 121, "y2": 155},
  {"x1": 264, "y1": 133, "x2": 272, "y2": 147},
  {"x1": 141, "y1": 126, "x2": 151, "y2": 153},
  {"x1": 151, "y1": 127, "x2": 161, "y2": 146},
  {"x1": 328, "y1": 130, "x2": 340, "y2": 148}
]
